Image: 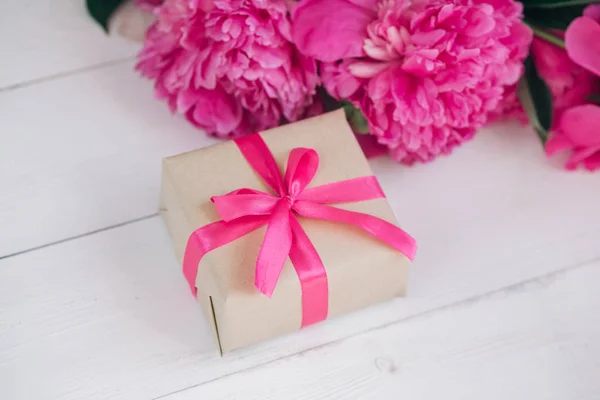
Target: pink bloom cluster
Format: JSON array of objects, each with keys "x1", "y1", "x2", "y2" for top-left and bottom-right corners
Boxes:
[
  {"x1": 293, "y1": 0, "x2": 532, "y2": 164},
  {"x1": 495, "y1": 33, "x2": 598, "y2": 126},
  {"x1": 495, "y1": 5, "x2": 600, "y2": 171},
  {"x1": 532, "y1": 37, "x2": 598, "y2": 124},
  {"x1": 136, "y1": 0, "x2": 320, "y2": 137},
  {"x1": 547, "y1": 5, "x2": 600, "y2": 170}
]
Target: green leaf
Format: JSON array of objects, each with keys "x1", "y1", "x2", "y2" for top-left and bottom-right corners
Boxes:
[
  {"x1": 517, "y1": 56, "x2": 553, "y2": 144},
  {"x1": 319, "y1": 87, "x2": 370, "y2": 133},
  {"x1": 86, "y1": 0, "x2": 127, "y2": 32},
  {"x1": 340, "y1": 100, "x2": 369, "y2": 134},
  {"x1": 522, "y1": 0, "x2": 600, "y2": 9},
  {"x1": 318, "y1": 87, "x2": 343, "y2": 113},
  {"x1": 524, "y1": 4, "x2": 587, "y2": 29}
]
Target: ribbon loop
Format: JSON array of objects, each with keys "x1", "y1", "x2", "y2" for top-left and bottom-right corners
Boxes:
[{"x1": 284, "y1": 148, "x2": 319, "y2": 199}]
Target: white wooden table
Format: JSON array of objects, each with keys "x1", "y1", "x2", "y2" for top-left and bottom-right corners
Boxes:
[{"x1": 1, "y1": 2, "x2": 599, "y2": 399}]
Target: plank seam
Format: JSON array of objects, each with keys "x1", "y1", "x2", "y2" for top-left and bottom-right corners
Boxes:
[
  {"x1": 0, "y1": 56, "x2": 135, "y2": 93},
  {"x1": 0, "y1": 213, "x2": 159, "y2": 260}
]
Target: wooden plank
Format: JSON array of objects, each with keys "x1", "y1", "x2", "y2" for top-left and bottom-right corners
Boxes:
[
  {"x1": 163, "y1": 260, "x2": 600, "y2": 400},
  {"x1": 0, "y1": 61, "x2": 218, "y2": 257},
  {"x1": 0, "y1": 214, "x2": 599, "y2": 399},
  {"x1": 0, "y1": 0, "x2": 140, "y2": 89}
]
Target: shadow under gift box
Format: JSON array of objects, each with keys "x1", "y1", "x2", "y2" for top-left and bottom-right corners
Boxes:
[{"x1": 160, "y1": 110, "x2": 412, "y2": 353}]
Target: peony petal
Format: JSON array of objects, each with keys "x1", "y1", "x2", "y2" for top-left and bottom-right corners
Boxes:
[
  {"x1": 558, "y1": 105, "x2": 600, "y2": 146},
  {"x1": 176, "y1": 88, "x2": 198, "y2": 113},
  {"x1": 321, "y1": 61, "x2": 362, "y2": 99},
  {"x1": 564, "y1": 146, "x2": 600, "y2": 170},
  {"x1": 411, "y1": 29, "x2": 447, "y2": 46},
  {"x1": 565, "y1": 17, "x2": 600, "y2": 77},
  {"x1": 368, "y1": 68, "x2": 396, "y2": 100},
  {"x1": 545, "y1": 133, "x2": 573, "y2": 156},
  {"x1": 568, "y1": 145, "x2": 600, "y2": 165},
  {"x1": 348, "y1": 60, "x2": 391, "y2": 78},
  {"x1": 583, "y1": 4, "x2": 600, "y2": 23},
  {"x1": 583, "y1": 151, "x2": 600, "y2": 171},
  {"x1": 564, "y1": 157, "x2": 579, "y2": 170},
  {"x1": 198, "y1": 0, "x2": 214, "y2": 12},
  {"x1": 187, "y1": 87, "x2": 242, "y2": 135},
  {"x1": 462, "y1": 7, "x2": 496, "y2": 37},
  {"x1": 347, "y1": 0, "x2": 379, "y2": 9},
  {"x1": 364, "y1": 39, "x2": 397, "y2": 60},
  {"x1": 291, "y1": 0, "x2": 374, "y2": 62}
]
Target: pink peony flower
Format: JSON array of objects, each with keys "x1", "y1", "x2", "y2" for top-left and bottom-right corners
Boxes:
[
  {"x1": 137, "y1": 0, "x2": 320, "y2": 137},
  {"x1": 495, "y1": 32, "x2": 600, "y2": 124},
  {"x1": 293, "y1": 0, "x2": 532, "y2": 164},
  {"x1": 534, "y1": 35, "x2": 599, "y2": 124},
  {"x1": 566, "y1": 4, "x2": 600, "y2": 77},
  {"x1": 546, "y1": 105, "x2": 600, "y2": 171},
  {"x1": 542, "y1": 4, "x2": 600, "y2": 171},
  {"x1": 496, "y1": 4, "x2": 600, "y2": 125}
]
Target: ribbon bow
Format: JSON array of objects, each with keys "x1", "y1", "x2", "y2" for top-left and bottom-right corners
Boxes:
[{"x1": 183, "y1": 134, "x2": 416, "y2": 327}]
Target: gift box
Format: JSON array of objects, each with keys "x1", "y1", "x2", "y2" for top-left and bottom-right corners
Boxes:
[{"x1": 160, "y1": 110, "x2": 416, "y2": 353}]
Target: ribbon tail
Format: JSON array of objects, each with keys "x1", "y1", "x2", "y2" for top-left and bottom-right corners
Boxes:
[
  {"x1": 294, "y1": 201, "x2": 417, "y2": 261},
  {"x1": 254, "y1": 200, "x2": 293, "y2": 298},
  {"x1": 289, "y1": 215, "x2": 329, "y2": 327},
  {"x1": 183, "y1": 216, "x2": 269, "y2": 296}
]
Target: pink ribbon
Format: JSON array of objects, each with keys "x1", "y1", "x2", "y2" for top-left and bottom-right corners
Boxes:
[{"x1": 183, "y1": 134, "x2": 416, "y2": 327}]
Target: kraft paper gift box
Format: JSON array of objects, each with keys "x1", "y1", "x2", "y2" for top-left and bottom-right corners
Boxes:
[{"x1": 160, "y1": 110, "x2": 415, "y2": 353}]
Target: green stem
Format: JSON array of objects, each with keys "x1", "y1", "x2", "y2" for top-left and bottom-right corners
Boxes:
[{"x1": 524, "y1": 22, "x2": 566, "y2": 49}]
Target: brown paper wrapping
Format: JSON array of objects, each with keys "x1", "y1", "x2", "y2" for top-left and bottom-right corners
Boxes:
[{"x1": 160, "y1": 110, "x2": 410, "y2": 353}]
